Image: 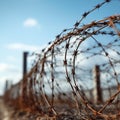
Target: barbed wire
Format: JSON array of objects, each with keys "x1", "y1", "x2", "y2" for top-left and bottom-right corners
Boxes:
[{"x1": 4, "y1": 0, "x2": 120, "y2": 119}]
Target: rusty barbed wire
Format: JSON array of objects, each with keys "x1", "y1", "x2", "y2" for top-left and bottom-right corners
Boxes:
[{"x1": 4, "y1": 0, "x2": 120, "y2": 119}]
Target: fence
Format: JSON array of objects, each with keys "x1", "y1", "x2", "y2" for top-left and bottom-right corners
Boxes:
[{"x1": 4, "y1": 0, "x2": 120, "y2": 119}]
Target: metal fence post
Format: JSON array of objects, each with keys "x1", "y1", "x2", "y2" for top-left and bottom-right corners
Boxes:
[{"x1": 93, "y1": 65, "x2": 103, "y2": 104}]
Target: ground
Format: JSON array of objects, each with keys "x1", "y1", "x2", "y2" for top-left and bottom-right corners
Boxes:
[
  {"x1": 0, "y1": 97, "x2": 11, "y2": 120},
  {"x1": 0, "y1": 97, "x2": 82, "y2": 120},
  {"x1": 0, "y1": 96, "x2": 120, "y2": 120},
  {"x1": 0, "y1": 97, "x2": 37, "y2": 120}
]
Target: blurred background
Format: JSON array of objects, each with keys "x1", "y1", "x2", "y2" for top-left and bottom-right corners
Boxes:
[{"x1": 0, "y1": 0, "x2": 120, "y2": 95}]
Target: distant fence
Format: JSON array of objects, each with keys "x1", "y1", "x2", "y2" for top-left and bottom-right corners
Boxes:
[{"x1": 4, "y1": 1, "x2": 120, "y2": 119}]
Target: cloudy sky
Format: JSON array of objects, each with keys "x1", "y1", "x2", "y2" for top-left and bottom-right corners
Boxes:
[{"x1": 0, "y1": 0, "x2": 120, "y2": 94}]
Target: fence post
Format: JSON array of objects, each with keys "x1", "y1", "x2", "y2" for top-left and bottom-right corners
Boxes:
[
  {"x1": 20, "y1": 52, "x2": 28, "y2": 108},
  {"x1": 93, "y1": 65, "x2": 103, "y2": 104},
  {"x1": 4, "y1": 80, "x2": 12, "y2": 92},
  {"x1": 4, "y1": 80, "x2": 9, "y2": 93},
  {"x1": 23, "y1": 52, "x2": 28, "y2": 78}
]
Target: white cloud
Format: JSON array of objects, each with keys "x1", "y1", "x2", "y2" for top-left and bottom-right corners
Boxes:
[
  {"x1": 0, "y1": 72, "x2": 22, "y2": 95},
  {"x1": 0, "y1": 62, "x2": 22, "y2": 95},
  {"x1": 0, "y1": 63, "x2": 20, "y2": 73},
  {"x1": 23, "y1": 18, "x2": 38, "y2": 27},
  {"x1": 0, "y1": 63, "x2": 8, "y2": 72},
  {"x1": 0, "y1": 63, "x2": 13, "y2": 72},
  {"x1": 6, "y1": 43, "x2": 40, "y2": 52},
  {"x1": 6, "y1": 56, "x2": 17, "y2": 62}
]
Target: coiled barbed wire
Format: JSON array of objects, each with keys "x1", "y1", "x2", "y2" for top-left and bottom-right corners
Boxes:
[{"x1": 4, "y1": 0, "x2": 120, "y2": 119}]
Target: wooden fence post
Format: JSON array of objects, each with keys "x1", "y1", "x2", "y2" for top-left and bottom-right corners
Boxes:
[
  {"x1": 23, "y1": 52, "x2": 28, "y2": 78},
  {"x1": 93, "y1": 65, "x2": 103, "y2": 104},
  {"x1": 4, "y1": 80, "x2": 12, "y2": 91},
  {"x1": 20, "y1": 52, "x2": 28, "y2": 108},
  {"x1": 4, "y1": 80, "x2": 9, "y2": 93}
]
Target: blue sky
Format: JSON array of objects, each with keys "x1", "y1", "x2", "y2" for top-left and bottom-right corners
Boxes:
[{"x1": 0, "y1": 0, "x2": 120, "y2": 94}]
